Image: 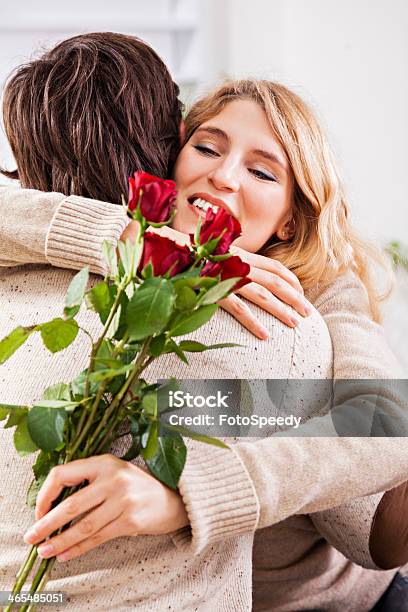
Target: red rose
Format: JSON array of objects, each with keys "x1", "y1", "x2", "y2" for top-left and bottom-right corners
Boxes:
[
  {"x1": 198, "y1": 208, "x2": 242, "y2": 255},
  {"x1": 128, "y1": 171, "x2": 177, "y2": 224},
  {"x1": 139, "y1": 233, "x2": 193, "y2": 277},
  {"x1": 201, "y1": 255, "x2": 251, "y2": 291}
]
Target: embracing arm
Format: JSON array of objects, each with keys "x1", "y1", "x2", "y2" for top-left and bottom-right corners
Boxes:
[
  {"x1": 0, "y1": 186, "x2": 128, "y2": 273},
  {"x1": 175, "y1": 274, "x2": 408, "y2": 555}
]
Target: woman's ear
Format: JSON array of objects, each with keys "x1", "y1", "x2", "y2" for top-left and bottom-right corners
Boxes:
[
  {"x1": 179, "y1": 120, "x2": 186, "y2": 146},
  {"x1": 276, "y1": 217, "x2": 296, "y2": 241}
]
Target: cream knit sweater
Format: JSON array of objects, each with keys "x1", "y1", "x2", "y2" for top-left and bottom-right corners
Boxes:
[{"x1": 0, "y1": 186, "x2": 407, "y2": 611}]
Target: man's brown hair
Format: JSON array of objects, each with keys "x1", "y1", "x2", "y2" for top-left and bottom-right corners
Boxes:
[{"x1": 1, "y1": 32, "x2": 182, "y2": 202}]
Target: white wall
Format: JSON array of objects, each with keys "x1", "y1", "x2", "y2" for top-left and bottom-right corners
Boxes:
[
  {"x1": 0, "y1": 0, "x2": 202, "y2": 176},
  {"x1": 223, "y1": 0, "x2": 408, "y2": 246}
]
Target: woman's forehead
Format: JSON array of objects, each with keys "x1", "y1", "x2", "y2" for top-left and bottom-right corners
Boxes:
[{"x1": 198, "y1": 99, "x2": 289, "y2": 169}]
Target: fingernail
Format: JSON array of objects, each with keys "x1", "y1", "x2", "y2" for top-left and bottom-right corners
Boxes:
[
  {"x1": 23, "y1": 530, "x2": 37, "y2": 544},
  {"x1": 38, "y1": 544, "x2": 54, "y2": 558},
  {"x1": 57, "y1": 552, "x2": 69, "y2": 562},
  {"x1": 258, "y1": 326, "x2": 269, "y2": 340},
  {"x1": 290, "y1": 316, "x2": 300, "y2": 327},
  {"x1": 303, "y1": 303, "x2": 313, "y2": 316}
]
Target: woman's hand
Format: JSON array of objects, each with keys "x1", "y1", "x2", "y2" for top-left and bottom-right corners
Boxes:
[
  {"x1": 222, "y1": 245, "x2": 312, "y2": 339},
  {"x1": 23, "y1": 454, "x2": 189, "y2": 563},
  {"x1": 121, "y1": 222, "x2": 312, "y2": 339}
]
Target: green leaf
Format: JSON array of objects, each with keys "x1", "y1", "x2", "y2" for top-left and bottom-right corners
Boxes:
[
  {"x1": 149, "y1": 333, "x2": 166, "y2": 357},
  {"x1": 3, "y1": 405, "x2": 29, "y2": 429},
  {"x1": 0, "y1": 403, "x2": 28, "y2": 421},
  {"x1": 0, "y1": 326, "x2": 35, "y2": 364},
  {"x1": 162, "y1": 423, "x2": 229, "y2": 449},
  {"x1": 94, "y1": 357, "x2": 125, "y2": 369},
  {"x1": 39, "y1": 318, "x2": 79, "y2": 353},
  {"x1": 86, "y1": 281, "x2": 115, "y2": 324},
  {"x1": 141, "y1": 421, "x2": 159, "y2": 460},
  {"x1": 175, "y1": 285, "x2": 197, "y2": 311},
  {"x1": 33, "y1": 450, "x2": 59, "y2": 480},
  {"x1": 145, "y1": 434, "x2": 187, "y2": 489},
  {"x1": 112, "y1": 291, "x2": 130, "y2": 340},
  {"x1": 165, "y1": 339, "x2": 189, "y2": 364},
  {"x1": 178, "y1": 340, "x2": 241, "y2": 352},
  {"x1": 27, "y1": 475, "x2": 47, "y2": 508},
  {"x1": 141, "y1": 261, "x2": 154, "y2": 280},
  {"x1": 71, "y1": 369, "x2": 98, "y2": 397},
  {"x1": 27, "y1": 405, "x2": 67, "y2": 452},
  {"x1": 43, "y1": 382, "x2": 71, "y2": 401},
  {"x1": 102, "y1": 240, "x2": 118, "y2": 277},
  {"x1": 198, "y1": 278, "x2": 241, "y2": 305},
  {"x1": 34, "y1": 399, "x2": 80, "y2": 411},
  {"x1": 142, "y1": 393, "x2": 158, "y2": 417},
  {"x1": 118, "y1": 238, "x2": 143, "y2": 279},
  {"x1": 64, "y1": 267, "x2": 89, "y2": 318},
  {"x1": 168, "y1": 304, "x2": 218, "y2": 337},
  {"x1": 89, "y1": 363, "x2": 133, "y2": 383},
  {"x1": 173, "y1": 275, "x2": 217, "y2": 291},
  {"x1": 14, "y1": 417, "x2": 39, "y2": 456},
  {"x1": 126, "y1": 278, "x2": 175, "y2": 341}
]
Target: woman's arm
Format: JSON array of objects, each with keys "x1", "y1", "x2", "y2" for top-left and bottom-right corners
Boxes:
[
  {"x1": 0, "y1": 186, "x2": 128, "y2": 273},
  {"x1": 0, "y1": 185, "x2": 309, "y2": 333},
  {"x1": 173, "y1": 273, "x2": 408, "y2": 553}
]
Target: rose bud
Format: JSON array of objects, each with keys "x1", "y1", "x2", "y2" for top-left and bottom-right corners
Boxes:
[
  {"x1": 128, "y1": 171, "x2": 177, "y2": 224},
  {"x1": 201, "y1": 255, "x2": 251, "y2": 291},
  {"x1": 139, "y1": 233, "x2": 193, "y2": 278},
  {"x1": 199, "y1": 208, "x2": 242, "y2": 255}
]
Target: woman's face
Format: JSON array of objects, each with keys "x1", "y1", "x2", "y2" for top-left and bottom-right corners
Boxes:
[{"x1": 173, "y1": 99, "x2": 294, "y2": 252}]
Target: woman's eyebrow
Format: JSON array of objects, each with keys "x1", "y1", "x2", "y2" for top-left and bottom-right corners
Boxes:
[
  {"x1": 195, "y1": 126, "x2": 287, "y2": 173},
  {"x1": 195, "y1": 126, "x2": 228, "y2": 139},
  {"x1": 252, "y1": 149, "x2": 287, "y2": 173}
]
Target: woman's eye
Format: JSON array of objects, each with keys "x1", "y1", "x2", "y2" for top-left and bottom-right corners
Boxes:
[
  {"x1": 249, "y1": 168, "x2": 277, "y2": 182},
  {"x1": 193, "y1": 144, "x2": 220, "y2": 157}
]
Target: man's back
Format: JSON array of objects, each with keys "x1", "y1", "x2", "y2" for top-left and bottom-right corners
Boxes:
[{"x1": 0, "y1": 257, "x2": 332, "y2": 610}]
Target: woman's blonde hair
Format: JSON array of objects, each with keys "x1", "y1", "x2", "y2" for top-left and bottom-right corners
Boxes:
[{"x1": 185, "y1": 79, "x2": 391, "y2": 321}]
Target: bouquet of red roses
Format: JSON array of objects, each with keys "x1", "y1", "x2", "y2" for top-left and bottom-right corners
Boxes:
[{"x1": 0, "y1": 171, "x2": 250, "y2": 610}]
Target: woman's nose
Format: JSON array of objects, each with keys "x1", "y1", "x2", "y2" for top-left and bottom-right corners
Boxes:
[{"x1": 208, "y1": 161, "x2": 240, "y2": 193}]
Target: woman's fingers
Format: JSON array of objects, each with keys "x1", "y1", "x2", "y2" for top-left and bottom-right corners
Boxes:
[
  {"x1": 22, "y1": 454, "x2": 189, "y2": 563},
  {"x1": 34, "y1": 456, "x2": 104, "y2": 521},
  {"x1": 24, "y1": 482, "x2": 105, "y2": 547},
  {"x1": 120, "y1": 220, "x2": 140, "y2": 244},
  {"x1": 56, "y1": 516, "x2": 125, "y2": 563},
  {"x1": 219, "y1": 295, "x2": 270, "y2": 339},
  {"x1": 36, "y1": 499, "x2": 122, "y2": 561},
  {"x1": 242, "y1": 268, "x2": 312, "y2": 318},
  {"x1": 237, "y1": 283, "x2": 302, "y2": 328},
  {"x1": 230, "y1": 245, "x2": 304, "y2": 294}
]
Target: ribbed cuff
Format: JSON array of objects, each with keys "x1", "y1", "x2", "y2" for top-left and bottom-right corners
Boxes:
[
  {"x1": 171, "y1": 443, "x2": 260, "y2": 554},
  {"x1": 45, "y1": 196, "x2": 129, "y2": 276}
]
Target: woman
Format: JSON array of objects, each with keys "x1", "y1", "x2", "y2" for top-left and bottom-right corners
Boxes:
[{"x1": 1, "y1": 34, "x2": 407, "y2": 610}]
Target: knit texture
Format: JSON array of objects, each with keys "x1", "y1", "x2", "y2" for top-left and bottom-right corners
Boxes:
[{"x1": 0, "y1": 187, "x2": 407, "y2": 611}]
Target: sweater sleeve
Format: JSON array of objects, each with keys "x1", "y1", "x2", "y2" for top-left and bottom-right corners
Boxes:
[
  {"x1": 305, "y1": 273, "x2": 408, "y2": 569},
  {"x1": 0, "y1": 186, "x2": 129, "y2": 275},
  {"x1": 0, "y1": 185, "x2": 62, "y2": 266},
  {"x1": 174, "y1": 274, "x2": 408, "y2": 554}
]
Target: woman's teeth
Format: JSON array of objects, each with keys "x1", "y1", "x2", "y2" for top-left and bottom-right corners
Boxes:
[{"x1": 192, "y1": 198, "x2": 219, "y2": 213}]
